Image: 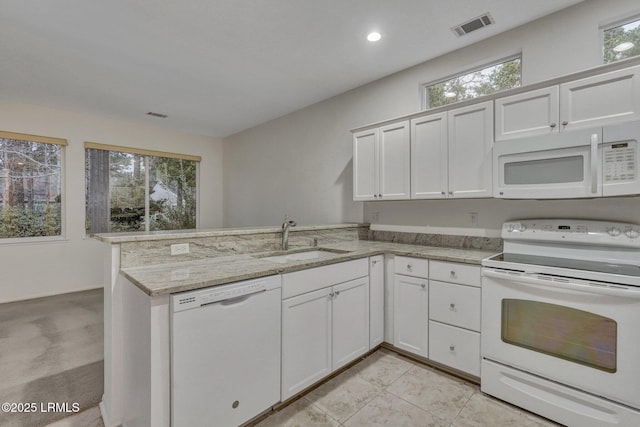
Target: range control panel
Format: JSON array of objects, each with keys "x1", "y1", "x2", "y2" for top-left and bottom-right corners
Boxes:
[{"x1": 502, "y1": 219, "x2": 640, "y2": 247}]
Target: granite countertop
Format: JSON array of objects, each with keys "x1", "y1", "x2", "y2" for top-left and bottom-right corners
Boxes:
[{"x1": 121, "y1": 240, "x2": 498, "y2": 297}]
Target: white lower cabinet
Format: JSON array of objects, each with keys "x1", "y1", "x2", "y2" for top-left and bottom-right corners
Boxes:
[
  {"x1": 281, "y1": 260, "x2": 369, "y2": 400},
  {"x1": 281, "y1": 256, "x2": 482, "y2": 401},
  {"x1": 390, "y1": 257, "x2": 482, "y2": 378},
  {"x1": 333, "y1": 278, "x2": 370, "y2": 370},
  {"x1": 393, "y1": 274, "x2": 428, "y2": 358},
  {"x1": 428, "y1": 321, "x2": 480, "y2": 376},
  {"x1": 369, "y1": 255, "x2": 384, "y2": 348},
  {"x1": 427, "y1": 261, "x2": 481, "y2": 377},
  {"x1": 281, "y1": 287, "x2": 333, "y2": 400}
]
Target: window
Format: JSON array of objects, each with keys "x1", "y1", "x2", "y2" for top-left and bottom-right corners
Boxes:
[
  {"x1": 0, "y1": 131, "x2": 65, "y2": 240},
  {"x1": 603, "y1": 16, "x2": 640, "y2": 63},
  {"x1": 85, "y1": 143, "x2": 200, "y2": 234},
  {"x1": 422, "y1": 56, "x2": 522, "y2": 109}
]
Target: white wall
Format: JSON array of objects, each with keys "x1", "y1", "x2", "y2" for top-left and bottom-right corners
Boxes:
[
  {"x1": 223, "y1": 0, "x2": 640, "y2": 230},
  {"x1": 0, "y1": 101, "x2": 223, "y2": 303}
]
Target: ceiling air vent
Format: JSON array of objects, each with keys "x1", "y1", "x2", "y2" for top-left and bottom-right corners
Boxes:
[{"x1": 452, "y1": 13, "x2": 494, "y2": 37}]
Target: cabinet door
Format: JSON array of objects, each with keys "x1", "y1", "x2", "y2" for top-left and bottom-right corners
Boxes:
[
  {"x1": 332, "y1": 277, "x2": 370, "y2": 370},
  {"x1": 281, "y1": 287, "x2": 332, "y2": 400},
  {"x1": 393, "y1": 275, "x2": 428, "y2": 357},
  {"x1": 411, "y1": 113, "x2": 448, "y2": 199},
  {"x1": 353, "y1": 128, "x2": 378, "y2": 201},
  {"x1": 560, "y1": 65, "x2": 640, "y2": 131},
  {"x1": 379, "y1": 120, "x2": 411, "y2": 200},
  {"x1": 448, "y1": 101, "x2": 493, "y2": 198},
  {"x1": 369, "y1": 255, "x2": 384, "y2": 349},
  {"x1": 495, "y1": 86, "x2": 560, "y2": 141}
]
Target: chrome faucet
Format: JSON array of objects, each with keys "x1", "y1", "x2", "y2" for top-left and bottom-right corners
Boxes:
[{"x1": 281, "y1": 215, "x2": 297, "y2": 250}]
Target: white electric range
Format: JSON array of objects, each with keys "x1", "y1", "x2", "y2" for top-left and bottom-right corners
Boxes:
[{"x1": 481, "y1": 219, "x2": 640, "y2": 427}]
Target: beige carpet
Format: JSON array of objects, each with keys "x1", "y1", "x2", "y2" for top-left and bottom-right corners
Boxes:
[{"x1": 0, "y1": 289, "x2": 103, "y2": 427}]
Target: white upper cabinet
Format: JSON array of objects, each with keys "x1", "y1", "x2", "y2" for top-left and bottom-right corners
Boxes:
[
  {"x1": 411, "y1": 112, "x2": 448, "y2": 199},
  {"x1": 560, "y1": 65, "x2": 640, "y2": 131},
  {"x1": 353, "y1": 128, "x2": 378, "y2": 201},
  {"x1": 352, "y1": 120, "x2": 410, "y2": 201},
  {"x1": 411, "y1": 103, "x2": 493, "y2": 199},
  {"x1": 448, "y1": 101, "x2": 494, "y2": 198},
  {"x1": 495, "y1": 86, "x2": 560, "y2": 141},
  {"x1": 379, "y1": 121, "x2": 411, "y2": 199},
  {"x1": 495, "y1": 65, "x2": 640, "y2": 141}
]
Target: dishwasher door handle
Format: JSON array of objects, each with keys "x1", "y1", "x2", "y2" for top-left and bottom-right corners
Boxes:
[{"x1": 201, "y1": 289, "x2": 267, "y2": 307}]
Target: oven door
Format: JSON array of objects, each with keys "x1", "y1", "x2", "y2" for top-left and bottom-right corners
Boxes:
[
  {"x1": 482, "y1": 267, "x2": 640, "y2": 409},
  {"x1": 493, "y1": 128, "x2": 602, "y2": 199}
]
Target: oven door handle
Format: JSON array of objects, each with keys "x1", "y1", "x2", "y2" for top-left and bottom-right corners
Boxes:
[{"x1": 482, "y1": 269, "x2": 640, "y2": 299}]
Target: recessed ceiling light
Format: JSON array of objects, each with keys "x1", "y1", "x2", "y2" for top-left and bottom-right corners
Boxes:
[
  {"x1": 613, "y1": 42, "x2": 634, "y2": 52},
  {"x1": 444, "y1": 92, "x2": 457, "y2": 98},
  {"x1": 367, "y1": 32, "x2": 382, "y2": 42}
]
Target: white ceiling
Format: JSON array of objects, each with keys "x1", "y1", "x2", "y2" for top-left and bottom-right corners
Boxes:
[{"x1": 0, "y1": 0, "x2": 582, "y2": 138}]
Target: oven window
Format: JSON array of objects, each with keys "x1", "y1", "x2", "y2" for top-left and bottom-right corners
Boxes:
[
  {"x1": 501, "y1": 299, "x2": 617, "y2": 373},
  {"x1": 504, "y1": 156, "x2": 584, "y2": 184}
]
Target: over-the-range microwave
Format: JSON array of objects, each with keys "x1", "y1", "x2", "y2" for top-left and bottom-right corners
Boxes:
[{"x1": 494, "y1": 120, "x2": 640, "y2": 199}]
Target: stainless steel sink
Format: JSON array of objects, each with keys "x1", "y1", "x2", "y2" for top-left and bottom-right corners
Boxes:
[{"x1": 255, "y1": 248, "x2": 350, "y2": 264}]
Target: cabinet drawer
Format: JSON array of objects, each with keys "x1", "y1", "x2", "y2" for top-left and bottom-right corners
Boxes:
[
  {"x1": 282, "y1": 258, "x2": 368, "y2": 299},
  {"x1": 394, "y1": 256, "x2": 428, "y2": 278},
  {"x1": 429, "y1": 261, "x2": 479, "y2": 287},
  {"x1": 428, "y1": 321, "x2": 480, "y2": 377},
  {"x1": 429, "y1": 281, "x2": 480, "y2": 331}
]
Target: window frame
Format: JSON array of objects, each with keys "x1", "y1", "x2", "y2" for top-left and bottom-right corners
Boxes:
[
  {"x1": 0, "y1": 130, "x2": 67, "y2": 244},
  {"x1": 600, "y1": 12, "x2": 640, "y2": 64},
  {"x1": 420, "y1": 53, "x2": 523, "y2": 110},
  {"x1": 84, "y1": 142, "x2": 201, "y2": 235}
]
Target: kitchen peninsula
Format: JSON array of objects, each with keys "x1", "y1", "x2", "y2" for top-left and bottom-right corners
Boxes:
[{"x1": 96, "y1": 223, "x2": 499, "y2": 426}]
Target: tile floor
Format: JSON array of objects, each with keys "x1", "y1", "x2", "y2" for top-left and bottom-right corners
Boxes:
[
  {"x1": 43, "y1": 407, "x2": 104, "y2": 427},
  {"x1": 255, "y1": 348, "x2": 559, "y2": 427}
]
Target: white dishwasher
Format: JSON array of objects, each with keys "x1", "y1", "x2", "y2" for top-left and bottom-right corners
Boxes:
[{"x1": 171, "y1": 275, "x2": 281, "y2": 427}]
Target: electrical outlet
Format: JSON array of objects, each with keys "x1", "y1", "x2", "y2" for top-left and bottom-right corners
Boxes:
[
  {"x1": 171, "y1": 243, "x2": 190, "y2": 256},
  {"x1": 370, "y1": 212, "x2": 380, "y2": 223},
  {"x1": 469, "y1": 212, "x2": 478, "y2": 226}
]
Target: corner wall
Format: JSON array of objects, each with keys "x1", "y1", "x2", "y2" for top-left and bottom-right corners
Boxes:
[
  {"x1": 0, "y1": 101, "x2": 223, "y2": 302},
  {"x1": 222, "y1": 0, "x2": 640, "y2": 230}
]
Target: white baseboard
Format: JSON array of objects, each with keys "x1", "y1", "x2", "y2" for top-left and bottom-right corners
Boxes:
[{"x1": 99, "y1": 399, "x2": 121, "y2": 427}]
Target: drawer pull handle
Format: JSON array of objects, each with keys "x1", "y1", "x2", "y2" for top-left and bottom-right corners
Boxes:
[
  {"x1": 406, "y1": 264, "x2": 413, "y2": 270},
  {"x1": 329, "y1": 291, "x2": 334, "y2": 298},
  {"x1": 449, "y1": 345, "x2": 455, "y2": 352},
  {"x1": 335, "y1": 290, "x2": 340, "y2": 296},
  {"x1": 450, "y1": 270, "x2": 456, "y2": 276},
  {"x1": 449, "y1": 303, "x2": 456, "y2": 310},
  {"x1": 421, "y1": 283, "x2": 426, "y2": 289},
  {"x1": 372, "y1": 260, "x2": 377, "y2": 265}
]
